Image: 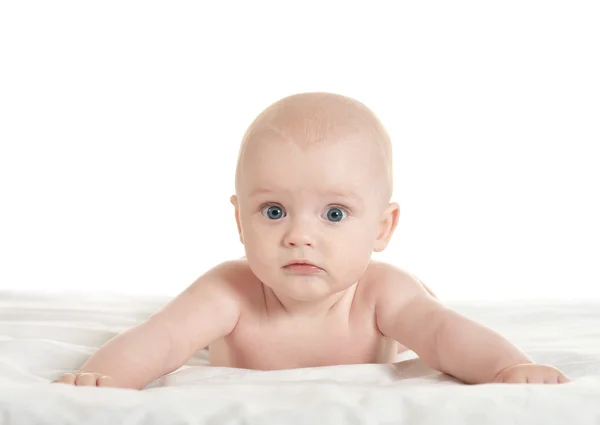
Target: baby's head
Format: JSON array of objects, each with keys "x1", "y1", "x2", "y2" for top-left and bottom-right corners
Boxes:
[{"x1": 231, "y1": 92, "x2": 400, "y2": 303}]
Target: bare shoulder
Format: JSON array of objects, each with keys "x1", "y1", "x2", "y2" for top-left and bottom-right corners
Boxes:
[
  {"x1": 359, "y1": 261, "x2": 438, "y2": 312},
  {"x1": 365, "y1": 261, "x2": 444, "y2": 344},
  {"x1": 182, "y1": 258, "x2": 256, "y2": 299},
  {"x1": 186, "y1": 258, "x2": 266, "y2": 306},
  {"x1": 147, "y1": 259, "x2": 256, "y2": 356},
  {"x1": 152, "y1": 259, "x2": 252, "y2": 323},
  {"x1": 363, "y1": 261, "x2": 428, "y2": 297}
]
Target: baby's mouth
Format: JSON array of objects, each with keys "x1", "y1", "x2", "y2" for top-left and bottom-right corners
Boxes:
[{"x1": 283, "y1": 261, "x2": 324, "y2": 274}]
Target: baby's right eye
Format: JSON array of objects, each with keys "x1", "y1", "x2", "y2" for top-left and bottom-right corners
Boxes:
[{"x1": 261, "y1": 205, "x2": 286, "y2": 220}]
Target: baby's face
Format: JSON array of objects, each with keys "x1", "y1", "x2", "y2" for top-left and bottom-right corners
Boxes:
[{"x1": 232, "y1": 129, "x2": 395, "y2": 302}]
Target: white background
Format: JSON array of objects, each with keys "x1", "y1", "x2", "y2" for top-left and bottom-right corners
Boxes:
[{"x1": 0, "y1": 1, "x2": 598, "y2": 301}]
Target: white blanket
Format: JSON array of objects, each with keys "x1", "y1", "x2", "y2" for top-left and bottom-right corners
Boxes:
[{"x1": 1, "y1": 291, "x2": 599, "y2": 424}]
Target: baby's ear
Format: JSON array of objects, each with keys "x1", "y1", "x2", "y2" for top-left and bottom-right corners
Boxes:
[
  {"x1": 373, "y1": 202, "x2": 400, "y2": 252},
  {"x1": 230, "y1": 195, "x2": 244, "y2": 244}
]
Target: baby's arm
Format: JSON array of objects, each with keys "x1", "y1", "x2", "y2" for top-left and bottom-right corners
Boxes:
[
  {"x1": 53, "y1": 261, "x2": 241, "y2": 390},
  {"x1": 375, "y1": 266, "x2": 568, "y2": 384}
]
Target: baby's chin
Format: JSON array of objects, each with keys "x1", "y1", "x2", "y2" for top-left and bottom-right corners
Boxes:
[{"x1": 264, "y1": 272, "x2": 354, "y2": 300}]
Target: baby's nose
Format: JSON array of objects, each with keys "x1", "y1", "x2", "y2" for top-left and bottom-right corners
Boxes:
[
  {"x1": 285, "y1": 237, "x2": 313, "y2": 248},
  {"x1": 283, "y1": 222, "x2": 315, "y2": 248}
]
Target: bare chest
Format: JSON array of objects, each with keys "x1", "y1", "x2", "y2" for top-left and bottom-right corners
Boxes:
[{"x1": 208, "y1": 308, "x2": 397, "y2": 370}]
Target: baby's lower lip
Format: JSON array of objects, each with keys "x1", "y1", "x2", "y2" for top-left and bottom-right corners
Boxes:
[{"x1": 283, "y1": 264, "x2": 323, "y2": 273}]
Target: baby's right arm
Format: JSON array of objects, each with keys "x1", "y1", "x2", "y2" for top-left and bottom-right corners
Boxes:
[{"x1": 51, "y1": 261, "x2": 242, "y2": 390}]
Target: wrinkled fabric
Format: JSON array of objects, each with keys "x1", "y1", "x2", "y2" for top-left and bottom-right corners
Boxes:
[{"x1": 1, "y1": 291, "x2": 599, "y2": 424}]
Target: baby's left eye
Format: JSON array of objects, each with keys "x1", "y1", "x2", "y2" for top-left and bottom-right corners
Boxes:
[{"x1": 323, "y1": 207, "x2": 347, "y2": 222}]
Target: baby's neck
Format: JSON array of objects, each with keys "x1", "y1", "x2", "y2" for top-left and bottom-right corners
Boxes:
[{"x1": 263, "y1": 283, "x2": 358, "y2": 318}]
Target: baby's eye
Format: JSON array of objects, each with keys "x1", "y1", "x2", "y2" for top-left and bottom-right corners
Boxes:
[
  {"x1": 323, "y1": 207, "x2": 347, "y2": 222},
  {"x1": 261, "y1": 205, "x2": 286, "y2": 220}
]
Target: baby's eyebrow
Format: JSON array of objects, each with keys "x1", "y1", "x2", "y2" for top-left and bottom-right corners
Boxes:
[
  {"x1": 248, "y1": 188, "x2": 274, "y2": 197},
  {"x1": 249, "y1": 187, "x2": 362, "y2": 203}
]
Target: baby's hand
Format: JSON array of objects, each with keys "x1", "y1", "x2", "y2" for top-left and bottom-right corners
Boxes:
[
  {"x1": 493, "y1": 363, "x2": 570, "y2": 384},
  {"x1": 51, "y1": 372, "x2": 116, "y2": 387}
]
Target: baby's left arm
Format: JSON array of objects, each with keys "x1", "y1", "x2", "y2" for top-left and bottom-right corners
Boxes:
[{"x1": 374, "y1": 266, "x2": 569, "y2": 384}]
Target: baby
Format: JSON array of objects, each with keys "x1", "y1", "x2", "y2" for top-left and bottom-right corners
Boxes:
[{"x1": 52, "y1": 92, "x2": 569, "y2": 389}]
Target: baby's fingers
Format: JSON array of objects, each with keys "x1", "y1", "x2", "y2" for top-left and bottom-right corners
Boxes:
[
  {"x1": 97, "y1": 375, "x2": 116, "y2": 387},
  {"x1": 51, "y1": 373, "x2": 76, "y2": 385},
  {"x1": 539, "y1": 373, "x2": 570, "y2": 384},
  {"x1": 51, "y1": 372, "x2": 115, "y2": 387},
  {"x1": 542, "y1": 372, "x2": 571, "y2": 384},
  {"x1": 75, "y1": 373, "x2": 99, "y2": 386}
]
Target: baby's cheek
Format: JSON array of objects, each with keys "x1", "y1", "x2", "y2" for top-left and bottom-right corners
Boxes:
[
  {"x1": 333, "y1": 242, "x2": 372, "y2": 280},
  {"x1": 244, "y1": 236, "x2": 279, "y2": 273},
  {"x1": 245, "y1": 238, "x2": 268, "y2": 262}
]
